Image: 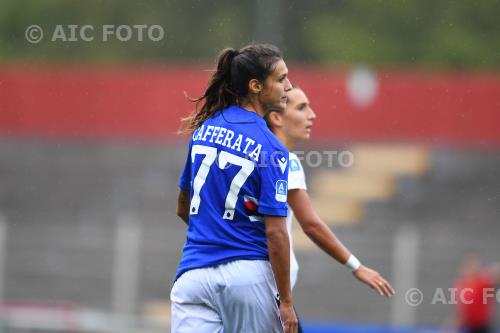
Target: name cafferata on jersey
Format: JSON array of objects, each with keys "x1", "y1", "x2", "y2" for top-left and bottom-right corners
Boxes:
[{"x1": 192, "y1": 124, "x2": 263, "y2": 162}]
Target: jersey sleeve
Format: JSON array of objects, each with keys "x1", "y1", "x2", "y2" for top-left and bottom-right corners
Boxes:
[
  {"x1": 178, "y1": 140, "x2": 193, "y2": 191},
  {"x1": 257, "y1": 149, "x2": 289, "y2": 217},
  {"x1": 288, "y1": 152, "x2": 307, "y2": 190}
]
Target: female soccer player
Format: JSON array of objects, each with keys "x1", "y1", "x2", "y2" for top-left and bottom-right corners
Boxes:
[
  {"x1": 172, "y1": 44, "x2": 298, "y2": 333},
  {"x1": 265, "y1": 87, "x2": 395, "y2": 300}
]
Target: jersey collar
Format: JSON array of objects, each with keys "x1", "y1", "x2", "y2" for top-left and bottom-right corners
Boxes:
[{"x1": 221, "y1": 105, "x2": 267, "y2": 126}]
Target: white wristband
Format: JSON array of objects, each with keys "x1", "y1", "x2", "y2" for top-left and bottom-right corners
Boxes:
[{"x1": 345, "y1": 254, "x2": 361, "y2": 271}]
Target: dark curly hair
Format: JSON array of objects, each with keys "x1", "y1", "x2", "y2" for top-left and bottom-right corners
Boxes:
[{"x1": 180, "y1": 44, "x2": 283, "y2": 134}]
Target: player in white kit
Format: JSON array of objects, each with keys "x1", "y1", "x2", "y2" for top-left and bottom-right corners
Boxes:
[{"x1": 265, "y1": 87, "x2": 395, "y2": 329}]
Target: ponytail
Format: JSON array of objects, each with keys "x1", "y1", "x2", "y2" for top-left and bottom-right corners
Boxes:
[
  {"x1": 179, "y1": 48, "x2": 239, "y2": 134},
  {"x1": 179, "y1": 44, "x2": 282, "y2": 134}
]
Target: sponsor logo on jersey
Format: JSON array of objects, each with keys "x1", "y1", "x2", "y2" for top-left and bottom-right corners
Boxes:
[{"x1": 277, "y1": 156, "x2": 288, "y2": 174}]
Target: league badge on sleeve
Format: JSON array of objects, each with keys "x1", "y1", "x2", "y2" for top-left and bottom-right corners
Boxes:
[
  {"x1": 290, "y1": 159, "x2": 301, "y2": 172},
  {"x1": 275, "y1": 180, "x2": 288, "y2": 202}
]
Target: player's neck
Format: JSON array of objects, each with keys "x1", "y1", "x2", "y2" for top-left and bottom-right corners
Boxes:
[
  {"x1": 276, "y1": 132, "x2": 295, "y2": 150},
  {"x1": 239, "y1": 98, "x2": 266, "y2": 117}
]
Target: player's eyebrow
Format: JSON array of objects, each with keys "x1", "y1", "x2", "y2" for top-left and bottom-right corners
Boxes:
[{"x1": 297, "y1": 102, "x2": 307, "y2": 110}]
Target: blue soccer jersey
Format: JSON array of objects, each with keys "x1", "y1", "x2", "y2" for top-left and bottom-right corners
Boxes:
[{"x1": 175, "y1": 105, "x2": 289, "y2": 280}]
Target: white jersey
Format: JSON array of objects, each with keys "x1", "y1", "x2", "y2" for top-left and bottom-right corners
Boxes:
[{"x1": 287, "y1": 152, "x2": 307, "y2": 288}]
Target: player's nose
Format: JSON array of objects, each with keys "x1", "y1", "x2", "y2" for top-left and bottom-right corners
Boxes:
[
  {"x1": 309, "y1": 108, "x2": 317, "y2": 120},
  {"x1": 284, "y1": 78, "x2": 292, "y2": 92}
]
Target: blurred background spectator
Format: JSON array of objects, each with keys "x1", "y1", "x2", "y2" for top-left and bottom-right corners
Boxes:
[{"x1": 444, "y1": 254, "x2": 500, "y2": 333}]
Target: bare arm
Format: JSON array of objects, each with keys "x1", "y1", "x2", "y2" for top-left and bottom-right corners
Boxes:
[
  {"x1": 288, "y1": 189, "x2": 350, "y2": 263},
  {"x1": 176, "y1": 189, "x2": 190, "y2": 225},
  {"x1": 288, "y1": 188, "x2": 395, "y2": 296},
  {"x1": 265, "y1": 215, "x2": 297, "y2": 333}
]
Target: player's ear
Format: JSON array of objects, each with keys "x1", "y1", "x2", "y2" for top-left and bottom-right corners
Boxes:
[
  {"x1": 267, "y1": 111, "x2": 283, "y2": 129},
  {"x1": 248, "y1": 79, "x2": 263, "y2": 94}
]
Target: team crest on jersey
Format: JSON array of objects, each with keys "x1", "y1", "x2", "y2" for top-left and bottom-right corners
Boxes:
[
  {"x1": 275, "y1": 180, "x2": 288, "y2": 202},
  {"x1": 243, "y1": 195, "x2": 264, "y2": 223}
]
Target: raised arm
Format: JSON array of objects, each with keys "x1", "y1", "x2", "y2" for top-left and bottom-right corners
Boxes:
[{"x1": 288, "y1": 188, "x2": 395, "y2": 297}]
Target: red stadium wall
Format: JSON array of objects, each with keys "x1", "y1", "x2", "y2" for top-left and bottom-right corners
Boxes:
[{"x1": 1, "y1": 65, "x2": 499, "y2": 146}]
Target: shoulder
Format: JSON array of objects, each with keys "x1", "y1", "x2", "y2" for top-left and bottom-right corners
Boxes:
[
  {"x1": 288, "y1": 151, "x2": 307, "y2": 190},
  {"x1": 260, "y1": 135, "x2": 288, "y2": 169},
  {"x1": 289, "y1": 152, "x2": 304, "y2": 172},
  {"x1": 256, "y1": 120, "x2": 288, "y2": 153}
]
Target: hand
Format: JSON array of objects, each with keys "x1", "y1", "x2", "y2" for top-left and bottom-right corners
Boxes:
[
  {"x1": 279, "y1": 302, "x2": 298, "y2": 333},
  {"x1": 353, "y1": 265, "x2": 395, "y2": 297}
]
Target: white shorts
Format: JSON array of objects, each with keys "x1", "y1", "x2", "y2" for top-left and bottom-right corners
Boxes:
[{"x1": 170, "y1": 260, "x2": 283, "y2": 333}]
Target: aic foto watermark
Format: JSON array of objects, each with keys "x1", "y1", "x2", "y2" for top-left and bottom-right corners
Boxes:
[
  {"x1": 25, "y1": 24, "x2": 165, "y2": 44},
  {"x1": 405, "y1": 287, "x2": 500, "y2": 307},
  {"x1": 215, "y1": 150, "x2": 354, "y2": 170},
  {"x1": 293, "y1": 150, "x2": 354, "y2": 168}
]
